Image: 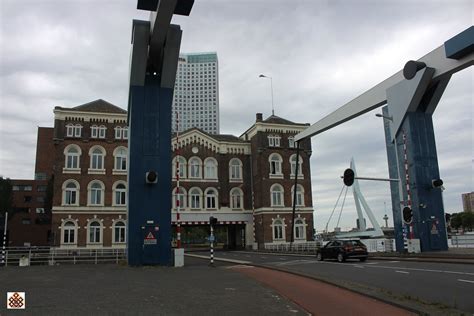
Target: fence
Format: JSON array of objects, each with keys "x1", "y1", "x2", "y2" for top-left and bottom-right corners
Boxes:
[
  {"x1": 264, "y1": 241, "x2": 322, "y2": 254},
  {"x1": 1, "y1": 247, "x2": 126, "y2": 266},
  {"x1": 450, "y1": 234, "x2": 474, "y2": 248}
]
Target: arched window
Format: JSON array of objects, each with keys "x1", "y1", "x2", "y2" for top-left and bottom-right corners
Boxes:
[
  {"x1": 291, "y1": 184, "x2": 305, "y2": 207},
  {"x1": 189, "y1": 157, "x2": 202, "y2": 179},
  {"x1": 204, "y1": 158, "x2": 218, "y2": 179},
  {"x1": 270, "y1": 184, "x2": 284, "y2": 207},
  {"x1": 89, "y1": 146, "x2": 106, "y2": 170},
  {"x1": 294, "y1": 218, "x2": 306, "y2": 240},
  {"x1": 173, "y1": 156, "x2": 187, "y2": 179},
  {"x1": 189, "y1": 187, "x2": 202, "y2": 209},
  {"x1": 88, "y1": 181, "x2": 104, "y2": 206},
  {"x1": 63, "y1": 180, "x2": 79, "y2": 206},
  {"x1": 62, "y1": 221, "x2": 76, "y2": 244},
  {"x1": 88, "y1": 221, "x2": 102, "y2": 244},
  {"x1": 229, "y1": 158, "x2": 242, "y2": 180},
  {"x1": 172, "y1": 187, "x2": 187, "y2": 209},
  {"x1": 114, "y1": 147, "x2": 127, "y2": 171},
  {"x1": 113, "y1": 221, "x2": 126, "y2": 243},
  {"x1": 113, "y1": 182, "x2": 127, "y2": 206},
  {"x1": 230, "y1": 188, "x2": 243, "y2": 210},
  {"x1": 290, "y1": 154, "x2": 303, "y2": 176},
  {"x1": 272, "y1": 218, "x2": 285, "y2": 240},
  {"x1": 205, "y1": 188, "x2": 218, "y2": 209},
  {"x1": 64, "y1": 145, "x2": 81, "y2": 169},
  {"x1": 269, "y1": 153, "x2": 283, "y2": 176}
]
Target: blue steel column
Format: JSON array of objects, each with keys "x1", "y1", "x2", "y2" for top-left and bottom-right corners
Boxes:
[
  {"x1": 382, "y1": 106, "x2": 404, "y2": 252},
  {"x1": 395, "y1": 111, "x2": 448, "y2": 251}
]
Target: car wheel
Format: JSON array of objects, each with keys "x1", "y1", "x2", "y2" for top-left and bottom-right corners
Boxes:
[
  {"x1": 359, "y1": 257, "x2": 367, "y2": 262},
  {"x1": 337, "y1": 253, "x2": 345, "y2": 263},
  {"x1": 316, "y1": 253, "x2": 323, "y2": 261}
]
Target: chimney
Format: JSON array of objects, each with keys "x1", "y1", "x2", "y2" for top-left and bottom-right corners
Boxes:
[{"x1": 256, "y1": 113, "x2": 263, "y2": 122}]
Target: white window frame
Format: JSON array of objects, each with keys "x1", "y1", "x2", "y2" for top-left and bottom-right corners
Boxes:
[
  {"x1": 189, "y1": 187, "x2": 202, "y2": 209},
  {"x1": 292, "y1": 184, "x2": 305, "y2": 207},
  {"x1": 113, "y1": 147, "x2": 127, "y2": 172},
  {"x1": 62, "y1": 221, "x2": 77, "y2": 245},
  {"x1": 294, "y1": 218, "x2": 306, "y2": 240},
  {"x1": 89, "y1": 146, "x2": 106, "y2": 173},
  {"x1": 272, "y1": 218, "x2": 285, "y2": 241},
  {"x1": 288, "y1": 136, "x2": 295, "y2": 148},
  {"x1": 290, "y1": 154, "x2": 303, "y2": 177},
  {"x1": 64, "y1": 144, "x2": 81, "y2": 171},
  {"x1": 173, "y1": 156, "x2": 187, "y2": 179},
  {"x1": 63, "y1": 180, "x2": 80, "y2": 206},
  {"x1": 74, "y1": 124, "x2": 82, "y2": 137},
  {"x1": 205, "y1": 188, "x2": 218, "y2": 209},
  {"x1": 113, "y1": 181, "x2": 127, "y2": 206},
  {"x1": 66, "y1": 124, "x2": 75, "y2": 137},
  {"x1": 115, "y1": 127, "x2": 122, "y2": 139},
  {"x1": 87, "y1": 221, "x2": 102, "y2": 245},
  {"x1": 188, "y1": 157, "x2": 202, "y2": 179},
  {"x1": 269, "y1": 153, "x2": 283, "y2": 178},
  {"x1": 113, "y1": 221, "x2": 126, "y2": 243},
  {"x1": 270, "y1": 184, "x2": 284, "y2": 207},
  {"x1": 268, "y1": 135, "x2": 281, "y2": 147},
  {"x1": 204, "y1": 158, "x2": 218, "y2": 180},
  {"x1": 98, "y1": 125, "x2": 107, "y2": 139},
  {"x1": 230, "y1": 187, "x2": 243, "y2": 210},
  {"x1": 88, "y1": 181, "x2": 104, "y2": 206},
  {"x1": 91, "y1": 125, "x2": 99, "y2": 138},
  {"x1": 173, "y1": 187, "x2": 187, "y2": 210},
  {"x1": 229, "y1": 158, "x2": 242, "y2": 181}
]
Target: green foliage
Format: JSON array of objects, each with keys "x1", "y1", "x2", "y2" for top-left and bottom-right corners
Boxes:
[
  {"x1": 450, "y1": 212, "x2": 474, "y2": 231},
  {"x1": 0, "y1": 177, "x2": 13, "y2": 216}
]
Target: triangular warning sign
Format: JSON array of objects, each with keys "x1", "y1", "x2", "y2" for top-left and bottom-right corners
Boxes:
[{"x1": 146, "y1": 232, "x2": 155, "y2": 240}]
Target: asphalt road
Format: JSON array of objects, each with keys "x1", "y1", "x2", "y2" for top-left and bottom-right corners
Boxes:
[{"x1": 192, "y1": 250, "x2": 474, "y2": 313}]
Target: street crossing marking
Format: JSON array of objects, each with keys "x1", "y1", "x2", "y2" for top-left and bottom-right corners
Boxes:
[
  {"x1": 395, "y1": 270, "x2": 410, "y2": 274},
  {"x1": 458, "y1": 279, "x2": 474, "y2": 284}
]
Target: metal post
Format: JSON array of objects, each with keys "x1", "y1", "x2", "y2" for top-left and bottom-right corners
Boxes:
[
  {"x1": 210, "y1": 224, "x2": 214, "y2": 266},
  {"x1": 175, "y1": 112, "x2": 181, "y2": 249},
  {"x1": 402, "y1": 130, "x2": 414, "y2": 239},
  {"x1": 1, "y1": 212, "x2": 8, "y2": 266}
]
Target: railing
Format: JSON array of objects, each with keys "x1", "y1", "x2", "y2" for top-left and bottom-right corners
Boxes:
[
  {"x1": 450, "y1": 234, "x2": 474, "y2": 248},
  {"x1": 263, "y1": 241, "x2": 322, "y2": 254},
  {"x1": 1, "y1": 247, "x2": 126, "y2": 266}
]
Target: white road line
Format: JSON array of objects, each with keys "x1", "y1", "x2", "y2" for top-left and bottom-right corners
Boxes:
[
  {"x1": 395, "y1": 270, "x2": 410, "y2": 274},
  {"x1": 458, "y1": 279, "x2": 474, "y2": 284},
  {"x1": 365, "y1": 262, "x2": 379, "y2": 265},
  {"x1": 362, "y1": 264, "x2": 474, "y2": 276},
  {"x1": 388, "y1": 261, "x2": 400, "y2": 263}
]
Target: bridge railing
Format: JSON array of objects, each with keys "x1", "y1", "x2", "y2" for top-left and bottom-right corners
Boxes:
[
  {"x1": 1, "y1": 247, "x2": 126, "y2": 266},
  {"x1": 450, "y1": 234, "x2": 474, "y2": 248}
]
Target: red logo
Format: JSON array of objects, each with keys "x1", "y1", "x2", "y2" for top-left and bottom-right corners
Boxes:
[{"x1": 7, "y1": 292, "x2": 25, "y2": 309}]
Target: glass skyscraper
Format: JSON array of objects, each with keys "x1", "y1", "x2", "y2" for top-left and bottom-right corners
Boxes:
[{"x1": 172, "y1": 52, "x2": 219, "y2": 134}]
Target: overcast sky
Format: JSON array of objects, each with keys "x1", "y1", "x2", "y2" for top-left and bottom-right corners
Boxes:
[{"x1": 0, "y1": 0, "x2": 472, "y2": 232}]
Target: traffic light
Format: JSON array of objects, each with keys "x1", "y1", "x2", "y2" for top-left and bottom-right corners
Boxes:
[
  {"x1": 145, "y1": 171, "x2": 158, "y2": 184},
  {"x1": 209, "y1": 216, "x2": 218, "y2": 226},
  {"x1": 431, "y1": 178, "x2": 443, "y2": 188},
  {"x1": 402, "y1": 206, "x2": 413, "y2": 224},
  {"x1": 343, "y1": 168, "x2": 355, "y2": 186}
]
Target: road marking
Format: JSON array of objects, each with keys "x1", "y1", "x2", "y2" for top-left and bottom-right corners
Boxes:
[
  {"x1": 245, "y1": 255, "x2": 251, "y2": 258},
  {"x1": 277, "y1": 260, "x2": 315, "y2": 266},
  {"x1": 365, "y1": 262, "x2": 379, "y2": 265},
  {"x1": 388, "y1": 261, "x2": 400, "y2": 263},
  {"x1": 225, "y1": 265, "x2": 254, "y2": 269},
  {"x1": 395, "y1": 270, "x2": 410, "y2": 274},
  {"x1": 458, "y1": 279, "x2": 474, "y2": 284},
  {"x1": 360, "y1": 264, "x2": 474, "y2": 276}
]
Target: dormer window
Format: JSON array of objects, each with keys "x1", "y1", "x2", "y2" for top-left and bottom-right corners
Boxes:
[{"x1": 268, "y1": 135, "x2": 280, "y2": 147}]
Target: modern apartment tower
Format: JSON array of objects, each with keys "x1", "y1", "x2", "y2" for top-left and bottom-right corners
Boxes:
[{"x1": 172, "y1": 52, "x2": 219, "y2": 134}]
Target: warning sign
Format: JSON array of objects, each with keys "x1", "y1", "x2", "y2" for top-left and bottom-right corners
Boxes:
[
  {"x1": 430, "y1": 223, "x2": 439, "y2": 235},
  {"x1": 144, "y1": 231, "x2": 157, "y2": 245}
]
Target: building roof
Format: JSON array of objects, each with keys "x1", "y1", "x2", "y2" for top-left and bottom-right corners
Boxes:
[
  {"x1": 263, "y1": 115, "x2": 308, "y2": 126},
  {"x1": 174, "y1": 127, "x2": 247, "y2": 143},
  {"x1": 55, "y1": 99, "x2": 127, "y2": 114}
]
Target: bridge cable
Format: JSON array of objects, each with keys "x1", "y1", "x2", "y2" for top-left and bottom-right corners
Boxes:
[
  {"x1": 325, "y1": 184, "x2": 346, "y2": 233},
  {"x1": 336, "y1": 185, "x2": 349, "y2": 229}
]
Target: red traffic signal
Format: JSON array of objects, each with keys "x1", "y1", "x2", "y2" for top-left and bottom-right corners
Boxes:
[
  {"x1": 402, "y1": 206, "x2": 413, "y2": 224},
  {"x1": 209, "y1": 216, "x2": 218, "y2": 226},
  {"x1": 146, "y1": 171, "x2": 158, "y2": 183},
  {"x1": 343, "y1": 168, "x2": 355, "y2": 186}
]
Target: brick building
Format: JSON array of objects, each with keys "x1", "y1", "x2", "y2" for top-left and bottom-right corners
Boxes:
[{"x1": 27, "y1": 99, "x2": 315, "y2": 249}]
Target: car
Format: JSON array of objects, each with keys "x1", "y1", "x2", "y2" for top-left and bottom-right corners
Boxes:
[{"x1": 316, "y1": 239, "x2": 368, "y2": 263}]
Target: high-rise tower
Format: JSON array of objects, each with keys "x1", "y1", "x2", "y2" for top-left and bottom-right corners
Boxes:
[{"x1": 172, "y1": 52, "x2": 219, "y2": 134}]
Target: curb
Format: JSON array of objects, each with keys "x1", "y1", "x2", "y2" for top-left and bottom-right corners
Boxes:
[{"x1": 185, "y1": 253, "x2": 423, "y2": 315}]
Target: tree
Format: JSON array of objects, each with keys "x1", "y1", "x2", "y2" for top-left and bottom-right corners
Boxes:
[
  {"x1": 0, "y1": 177, "x2": 13, "y2": 216},
  {"x1": 461, "y1": 212, "x2": 474, "y2": 231},
  {"x1": 450, "y1": 213, "x2": 463, "y2": 230}
]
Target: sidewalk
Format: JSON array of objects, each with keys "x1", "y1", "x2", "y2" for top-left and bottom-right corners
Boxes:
[{"x1": 0, "y1": 257, "x2": 305, "y2": 315}]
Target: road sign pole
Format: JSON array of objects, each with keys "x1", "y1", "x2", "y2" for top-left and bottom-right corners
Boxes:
[
  {"x1": 210, "y1": 224, "x2": 214, "y2": 266},
  {"x1": 1, "y1": 212, "x2": 7, "y2": 266}
]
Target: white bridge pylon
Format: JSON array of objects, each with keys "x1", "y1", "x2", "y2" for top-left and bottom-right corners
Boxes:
[{"x1": 334, "y1": 158, "x2": 384, "y2": 238}]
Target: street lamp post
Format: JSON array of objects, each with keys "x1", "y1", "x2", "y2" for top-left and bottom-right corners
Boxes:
[{"x1": 259, "y1": 74, "x2": 274, "y2": 115}]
